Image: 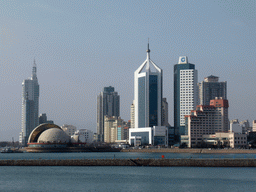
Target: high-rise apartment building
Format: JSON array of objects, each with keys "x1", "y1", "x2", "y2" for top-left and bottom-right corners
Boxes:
[
  {"x1": 174, "y1": 56, "x2": 198, "y2": 137},
  {"x1": 104, "y1": 116, "x2": 125, "y2": 143},
  {"x1": 97, "y1": 86, "x2": 120, "y2": 142},
  {"x1": 19, "y1": 60, "x2": 40, "y2": 146},
  {"x1": 253, "y1": 120, "x2": 256, "y2": 132},
  {"x1": 198, "y1": 75, "x2": 227, "y2": 105},
  {"x1": 134, "y1": 44, "x2": 162, "y2": 128},
  {"x1": 39, "y1": 113, "x2": 54, "y2": 124},
  {"x1": 181, "y1": 97, "x2": 229, "y2": 147}
]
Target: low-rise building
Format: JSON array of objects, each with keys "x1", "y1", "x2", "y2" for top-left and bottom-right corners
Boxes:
[
  {"x1": 129, "y1": 126, "x2": 168, "y2": 147},
  {"x1": 61, "y1": 124, "x2": 77, "y2": 136},
  {"x1": 72, "y1": 129, "x2": 94, "y2": 144},
  {"x1": 230, "y1": 119, "x2": 242, "y2": 133},
  {"x1": 202, "y1": 132, "x2": 247, "y2": 148}
]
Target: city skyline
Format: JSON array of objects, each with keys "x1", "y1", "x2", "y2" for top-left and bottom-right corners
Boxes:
[{"x1": 0, "y1": 0, "x2": 255, "y2": 141}]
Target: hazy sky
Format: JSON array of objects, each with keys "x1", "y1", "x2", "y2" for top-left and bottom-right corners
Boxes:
[{"x1": 0, "y1": 0, "x2": 255, "y2": 141}]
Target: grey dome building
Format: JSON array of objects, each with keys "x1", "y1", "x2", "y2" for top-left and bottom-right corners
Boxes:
[
  {"x1": 37, "y1": 128, "x2": 70, "y2": 143},
  {"x1": 26, "y1": 123, "x2": 71, "y2": 152}
]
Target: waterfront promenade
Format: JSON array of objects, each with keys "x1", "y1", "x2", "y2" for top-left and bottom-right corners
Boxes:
[{"x1": 122, "y1": 148, "x2": 256, "y2": 154}]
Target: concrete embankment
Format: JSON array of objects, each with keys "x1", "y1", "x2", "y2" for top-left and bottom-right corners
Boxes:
[
  {"x1": 122, "y1": 148, "x2": 256, "y2": 154},
  {"x1": 1, "y1": 159, "x2": 256, "y2": 167}
]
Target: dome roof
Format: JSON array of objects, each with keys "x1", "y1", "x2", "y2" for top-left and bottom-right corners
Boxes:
[
  {"x1": 28, "y1": 123, "x2": 62, "y2": 143},
  {"x1": 37, "y1": 128, "x2": 70, "y2": 143}
]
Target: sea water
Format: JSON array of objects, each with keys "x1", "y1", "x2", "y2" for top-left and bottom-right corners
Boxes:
[
  {"x1": 0, "y1": 166, "x2": 256, "y2": 192},
  {"x1": 1, "y1": 152, "x2": 256, "y2": 191},
  {"x1": 1, "y1": 152, "x2": 256, "y2": 160}
]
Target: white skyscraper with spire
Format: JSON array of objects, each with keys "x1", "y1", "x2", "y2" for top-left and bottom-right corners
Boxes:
[
  {"x1": 134, "y1": 44, "x2": 162, "y2": 128},
  {"x1": 19, "y1": 60, "x2": 40, "y2": 146}
]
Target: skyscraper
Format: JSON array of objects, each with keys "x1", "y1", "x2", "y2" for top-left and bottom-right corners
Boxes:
[
  {"x1": 198, "y1": 75, "x2": 227, "y2": 105},
  {"x1": 134, "y1": 44, "x2": 162, "y2": 128},
  {"x1": 39, "y1": 113, "x2": 54, "y2": 124},
  {"x1": 97, "y1": 86, "x2": 120, "y2": 142},
  {"x1": 161, "y1": 98, "x2": 169, "y2": 127},
  {"x1": 19, "y1": 60, "x2": 40, "y2": 146},
  {"x1": 174, "y1": 56, "x2": 198, "y2": 137}
]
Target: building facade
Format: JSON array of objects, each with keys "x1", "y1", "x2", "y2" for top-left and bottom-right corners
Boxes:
[
  {"x1": 61, "y1": 124, "x2": 77, "y2": 136},
  {"x1": 73, "y1": 129, "x2": 94, "y2": 144},
  {"x1": 104, "y1": 116, "x2": 125, "y2": 143},
  {"x1": 174, "y1": 56, "x2": 198, "y2": 137},
  {"x1": 39, "y1": 113, "x2": 54, "y2": 124},
  {"x1": 97, "y1": 86, "x2": 120, "y2": 142},
  {"x1": 20, "y1": 60, "x2": 40, "y2": 146},
  {"x1": 230, "y1": 119, "x2": 242, "y2": 133},
  {"x1": 181, "y1": 98, "x2": 229, "y2": 148},
  {"x1": 162, "y1": 98, "x2": 169, "y2": 126},
  {"x1": 202, "y1": 132, "x2": 247, "y2": 148},
  {"x1": 253, "y1": 120, "x2": 256, "y2": 132},
  {"x1": 198, "y1": 75, "x2": 227, "y2": 105},
  {"x1": 134, "y1": 44, "x2": 162, "y2": 128},
  {"x1": 240, "y1": 120, "x2": 251, "y2": 134},
  {"x1": 130, "y1": 101, "x2": 135, "y2": 128},
  {"x1": 129, "y1": 126, "x2": 168, "y2": 147}
]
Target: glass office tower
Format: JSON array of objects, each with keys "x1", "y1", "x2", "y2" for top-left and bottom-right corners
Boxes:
[
  {"x1": 198, "y1": 75, "x2": 227, "y2": 105},
  {"x1": 134, "y1": 44, "x2": 162, "y2": 128},
  {"x1": 174, "y1": 56, "x2": 198, "y2": 138}
]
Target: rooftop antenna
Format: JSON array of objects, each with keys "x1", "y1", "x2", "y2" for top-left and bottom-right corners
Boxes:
[
  {"x1": 146, "y1": 38, "x2": 151, "y2": 71},
  {"x1": 147, "y1": 38, "x2": 150, "y2": 53},
  {"x1": 146, "y1": 38, "x2": 150, "y2": 60},
  {"x1": 32, "y1": 58, "x2": 37, "y2": 80}
]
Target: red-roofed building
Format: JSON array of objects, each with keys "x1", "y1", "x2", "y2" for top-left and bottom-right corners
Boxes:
[{"x1": 181, "y1": 97, "x2": 229, "y2": 148}]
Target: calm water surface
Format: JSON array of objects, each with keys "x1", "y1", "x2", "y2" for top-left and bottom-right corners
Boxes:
[
  {"x1": 1, "y1": 152, "x2": 256, "y2": 191},
  {"x1": 0, "y1": 166, "x2": 256, "y2": 192},
  {"x1": 1, "y1": 152, "x2": 256, "y2": 160}
]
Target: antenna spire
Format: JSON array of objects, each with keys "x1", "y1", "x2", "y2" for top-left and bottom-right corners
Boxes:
[
  {"x1": 146, "y1": 38, "x2": 150, "y2": 60},
  {"x1": 32, "y1": 59, "x2": 37, "y2": 80}
]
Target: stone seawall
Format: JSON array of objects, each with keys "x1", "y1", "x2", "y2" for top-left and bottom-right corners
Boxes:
[
  {"x1": 1, "y1": 159, "x2": 256, "y2": 167},
  {"x1": 122, "y1": 148, "x2": 256, "y2": 153}
]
